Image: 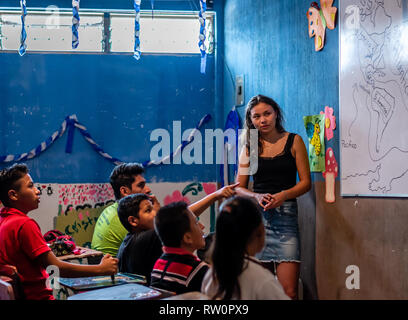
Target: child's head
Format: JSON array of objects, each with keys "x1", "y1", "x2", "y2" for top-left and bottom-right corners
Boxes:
[
  {"x1": 154, "y1": 201, "x2": 205, "y2": 252},
  {"x1": 0, "y1": 163, "x2": 40, "y2": 213},
  {"x1": 211, "y1": 196, "x2": 264, "y2": 300},
  {"x1": 118, "y1": 193, "x2": 156, "y2": 232},
  {"x1": 110, "y1": 163, "x2": 150, "y2": 200}
]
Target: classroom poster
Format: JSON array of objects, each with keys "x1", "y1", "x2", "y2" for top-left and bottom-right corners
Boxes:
[{"x1": 303, "y1": 114, "x2": 326, "y2": 172}]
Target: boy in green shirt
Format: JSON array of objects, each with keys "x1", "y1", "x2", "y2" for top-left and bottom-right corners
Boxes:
[{"x1": 91, "y1": 163, "x2": 159, "y2": 257}]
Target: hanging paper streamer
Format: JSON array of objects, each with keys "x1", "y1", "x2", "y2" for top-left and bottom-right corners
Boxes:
[
  {"x1": 18, "y1": 0, "x2": 27, "y2": 56},
  {"x1": 142, "y1": 114, "x2": 212, "y2": 168},
  {"x1": 303, "y1": 114, "x2": 326, "y2": 172},
  {"x1": 72, "y1": 0, "x2": 80, "y2": 49},
  {"x1": 198, "y1": 0, "x2": 207, "y2": 74},
  {"x1": 133, "y1": 0, "x2": 142, "y2": 60},
  {"x1": 220, "y1": 109, "x2": 240, "y2": 187},
  {"x1": 1, "y1": 114, "x2": 212, "y2": 169}
]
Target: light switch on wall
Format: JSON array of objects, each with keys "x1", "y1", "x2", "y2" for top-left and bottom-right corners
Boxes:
[{"x1": 235, "y1": 75, "x2": 244, "y2": 106}]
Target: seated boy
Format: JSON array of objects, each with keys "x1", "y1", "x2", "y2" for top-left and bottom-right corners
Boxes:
[
  {"x1": 117, "y1": 183, "x2": 239, "y2": 287},
  {"x1": 91, "y1": 162, "x2": 159, "y2": 257},
  {"x1": 150, "y1": 202, "x2": 209, "y2": 294},
  {"x1": 116, "y1": 193, "x2": 163, "y2": 285},
  {"x1": 0, "y1": 164, "x2": 118, "y2": 300}
]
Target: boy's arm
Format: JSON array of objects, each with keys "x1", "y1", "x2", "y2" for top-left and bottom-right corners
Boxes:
[
  {"x1": 36, "y1": 251, "x2": 118, "y2": 278},
  {"x1": 188, "y1": 182, "x2": 239, "y2": 217}
]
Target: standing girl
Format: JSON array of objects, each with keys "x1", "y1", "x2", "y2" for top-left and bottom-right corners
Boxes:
[{"x1": 235, "y1": 94, "x2": 311, "y2": 299}]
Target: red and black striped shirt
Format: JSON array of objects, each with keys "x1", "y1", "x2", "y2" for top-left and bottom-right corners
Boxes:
[{"x1": 150, "y1": 247, "x2": 209, "y2": 294}]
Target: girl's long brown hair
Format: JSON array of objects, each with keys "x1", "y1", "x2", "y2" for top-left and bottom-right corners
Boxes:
[{"x1": 244, "y1": 95, "x2": 285, "y2": 155}]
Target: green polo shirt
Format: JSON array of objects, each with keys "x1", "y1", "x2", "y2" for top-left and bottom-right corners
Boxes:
[{"x1": 91, "y1": 202, "x2": 128, "y2": 257}]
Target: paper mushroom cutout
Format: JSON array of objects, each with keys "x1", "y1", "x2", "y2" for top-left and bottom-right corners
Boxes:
[{"x1": 322, "y1": 147, "x2": 338, "y2": 203}]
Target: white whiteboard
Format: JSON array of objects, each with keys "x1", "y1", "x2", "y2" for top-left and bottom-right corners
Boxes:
[{"x1": 340, "y1": 0, "x2": 408, "y2": 196}]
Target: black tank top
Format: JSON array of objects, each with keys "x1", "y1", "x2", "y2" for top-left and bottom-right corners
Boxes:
[{"x1": 252, "y1": 133, "x2": 297, "y2": 201}]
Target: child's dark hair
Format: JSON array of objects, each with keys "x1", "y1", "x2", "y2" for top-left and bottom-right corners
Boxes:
[
  {"x1": 118, "y1": 193, "x2": 150, "y2": 232},
  {"x1": 110, "y1": 163, "x2": 145, "y2": 200},
  {"x1": 244, "y1": 94, "x2": 285, "y2": 155},
  {"x1": 154, "y1": 201, "x2": 190, "y2": 247},
  {"x1": 211, "y1": 196, "x2": 263, "y2": 300},
  {"x1": 0, "y1": 163, "x2": 29, "y2": 207}
]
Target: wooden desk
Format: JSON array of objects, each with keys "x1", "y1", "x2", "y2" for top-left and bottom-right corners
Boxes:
[
  {"x1": 54, "y1": 246, "x2": 104, "y2": 300},
  {"x1": 58, "y1": 246, "x2": 104, "y2": 265}
]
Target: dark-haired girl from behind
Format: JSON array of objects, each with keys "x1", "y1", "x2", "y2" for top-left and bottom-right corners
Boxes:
[{"x1": 201, "y1": 196, "x2": 289, "y2": 300}]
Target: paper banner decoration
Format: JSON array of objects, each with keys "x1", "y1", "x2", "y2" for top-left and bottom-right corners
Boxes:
[
  {"x1": 322, "y1": 147, "x2": 338, "y2": 203},
  {"x1": 320, "y1": 106, "x2": 336, "y2": 141},
  {"x1": 220, "y1": 109, "x2": 240, "y2": 187},
  {"x1": 18, "y1": 0, "x2": 27, "y2": 56},
  {"x1": 72, "y1": 0, "x2": 80, "y2": 49},
  {"x1": 303, "y1": 114, "x2": 326, "y2": 172},
  {"x1": 307, "y1": 0, "x2": 337, "y2": 51},
  {"x1": 133, "y1": 0, "x2": 141, "y2": 60},
  {"x1": 198, "y1": 0, "x2": 207, "y2": 74}
]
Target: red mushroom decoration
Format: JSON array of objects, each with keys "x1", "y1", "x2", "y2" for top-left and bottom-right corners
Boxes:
[{"x1": 322, "y1": 147, "x2": 338, "y2": 203}]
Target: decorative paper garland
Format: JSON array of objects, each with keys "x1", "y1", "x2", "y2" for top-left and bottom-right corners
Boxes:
[
  {"x1": 133, "y1": 0, "x2": 142, "y2": 60},
  {"x1": 0, "y1": 114, "x2": 212, "y2": 169},
  {"x1": 18, "y1": 0, "x2": 27, "y2": 56},
  {"x1": 0, "y1": 115, "x2": 70, "y2": 163},
  {"x1": 72, "y1": 0, "x2": 80, "y2": 49},
  {"x1": 198, "y1": 0, "x2": 207, "y2": 74}
]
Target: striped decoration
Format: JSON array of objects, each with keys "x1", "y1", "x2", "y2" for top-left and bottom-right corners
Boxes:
[
  {"x1": 133, "y1": 0, "x2": 142, "y2": 60},
  {"x1": 1, "y1": 114, "x2": 212, "y2": 169},
  {"x1": 72, "y1": 0, "x2": 80, "y2": 49},
  {"x1": 0, "y1": 115, "x2": 71, "y2": 163},
  {"x1": 18, "y1": 0, "x2": 27, "y2": 56},
  {"x1": 198, "y1": 0, "x2": 207, "y2": 74}
]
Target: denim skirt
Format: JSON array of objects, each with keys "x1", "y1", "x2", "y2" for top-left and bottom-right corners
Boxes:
[{"x1": 256, "y1": 201, "x2": 301, "y2": 263}]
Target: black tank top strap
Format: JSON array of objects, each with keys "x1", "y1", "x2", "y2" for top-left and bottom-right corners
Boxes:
[{"x1": 284, "y1": 133, "x2": 296, "y2": 154}]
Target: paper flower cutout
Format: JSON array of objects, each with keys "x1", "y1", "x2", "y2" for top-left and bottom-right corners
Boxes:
[
  {"x1": 163, "y1": 190, "x2": 190, "y2": 206},
  {"x1": 320, "y1": 106, "x2": 336, "y2": 141}
]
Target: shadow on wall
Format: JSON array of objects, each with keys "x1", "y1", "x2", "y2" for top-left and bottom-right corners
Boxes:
[{"x1": 298, "y1": 183, "x2": 318, "y2": 300}]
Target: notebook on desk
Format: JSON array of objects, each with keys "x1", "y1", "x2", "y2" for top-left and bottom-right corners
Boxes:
[
  {"x1": 58, "y1": 272, "x2": 146, "y2": 291},
  {"x1": 68, "y1": 283, "x2": 162, "y2": 300}
]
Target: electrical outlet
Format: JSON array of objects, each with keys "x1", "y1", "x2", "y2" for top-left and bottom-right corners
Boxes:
[{"x1": 235, "y1": 75, "x2": 244, "y2": 106}]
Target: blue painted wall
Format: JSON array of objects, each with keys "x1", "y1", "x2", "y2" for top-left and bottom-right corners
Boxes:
[
  {"x1": 0, "y1": 1, "x2": 218, "y2": 183},
  {"x1": 222, "y1": 0, "x2": 339, "y2": 182},
  {"x1": 221, "y1": 0, "x2": 341, "y2": 300}
]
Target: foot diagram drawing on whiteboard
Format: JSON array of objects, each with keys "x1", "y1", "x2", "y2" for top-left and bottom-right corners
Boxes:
[{"x1": 340, "y1": 0, "x2": 408, "y2": 195}]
